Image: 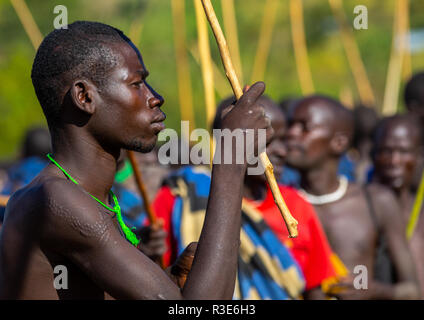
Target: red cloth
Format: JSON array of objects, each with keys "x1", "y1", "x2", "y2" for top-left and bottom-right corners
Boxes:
[
  {"x1": 246, "y1": 185, "x2": 337, "y2": 291},
  {"x1": 153, "y1": 186, "x2": 177, "y2": 267},
  {"x1": 153, "y1": 184, "x2": 337, "y2": 291}
]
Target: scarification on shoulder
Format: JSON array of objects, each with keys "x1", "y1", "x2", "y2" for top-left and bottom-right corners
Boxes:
[{"x1": 46, "y1": 195, "x2": 113, "y2": 246}]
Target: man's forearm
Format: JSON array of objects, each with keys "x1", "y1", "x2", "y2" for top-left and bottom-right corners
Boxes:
[{"x1": 182, "y1": 162, "x2": 246, "y2": 299}]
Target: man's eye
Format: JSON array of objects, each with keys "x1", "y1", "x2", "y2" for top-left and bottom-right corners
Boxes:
[{"x1": 132, "y1": 81, "x2": 143, "y2": 88}]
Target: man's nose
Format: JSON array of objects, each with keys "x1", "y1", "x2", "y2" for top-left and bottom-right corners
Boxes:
[
  {"x1": 389, "y1": 151, "x2": 403, "y2": 166},
  {"x1": 287, "y1": 123, "x2": 302, "y2": 139},
  {"x1": 146, "y1": 83, "x2": 164, "y2": 108}
]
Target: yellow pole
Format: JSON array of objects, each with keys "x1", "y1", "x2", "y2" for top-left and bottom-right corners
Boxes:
[
  {"x1": 250, "y1": 0, "x2": 279, "y2": 83},
  {"x1": 339, "y1": 85, "x2": 354, "y2": 110},
  {"x1": 171, "y1": 0, "x2": 196, "y2": 128},
  {"x1": 382, "y1": 0, "x2": 409, "y2": 115},
  {"x1": 201, "y1": 0, "x2": 299, "y2": 238},
  {"x1": 194, "y1": 0, "x2": 216, "y2": 129},
  {"x1": 328, "y1": 0, "x2": 375, "y2": 106},
  {"x1": 194, "y1": 0, "x2": 216, "y2": 166},
  {"x1": 402, "y1": 0, "x2": 412, "y2": 81},
  {"x1": 10, "y1": 0, "x2": 43, "y2": 50},
  {"x1": 189, "y1": 45, "x2": 231, "y2": 99},
  {"x1": 221, "y1": 0, "x2": 244, "y2": 84},
  {"x1": 289, "y1": 0, "x2": 315, "y2": 95},
  {"x1": 128, "y1": 21, "x2": 143, "y2": 47}
]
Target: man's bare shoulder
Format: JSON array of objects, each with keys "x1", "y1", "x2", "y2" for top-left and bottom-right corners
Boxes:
[
  {"x1": 366, "y1": 182, "x2": 402, "y2": 222},
  {"x1": 5, "y1": 175, "x2": 114, "y2": 250}
]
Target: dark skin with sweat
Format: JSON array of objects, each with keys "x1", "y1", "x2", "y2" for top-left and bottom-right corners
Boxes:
[
  {"x1": 285, "y1": 96, "x2": 419, "y2": 299},
  {"x1": 0, "y1": 39, "x2": 273, "y2": 299},
  {"x1": 373, "y1": 116, "x2": 424, "y2": 296}
]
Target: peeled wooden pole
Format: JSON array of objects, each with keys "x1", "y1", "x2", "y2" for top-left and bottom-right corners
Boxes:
[
  {"x1": 201, "y1": 0, "x2": 298, "y2": 238},
  {"x1": 382, "y1": 0, "x2": 409, "y2": 115},
  {"x1": 171, "y1": 0, "x2": 196, "y2": 128},
  {"x1": 10, "y1": 0, "x2": 43, "y2": 49},
  {"x1": 329, "y1": 0, "x2": 375, "y2": 106},
  {"x1": 289, "y1": 0, "x2": 315, "y2": 95},
  {"x1": 250, "y1": 0, "x2": 279, "y2": 83}
]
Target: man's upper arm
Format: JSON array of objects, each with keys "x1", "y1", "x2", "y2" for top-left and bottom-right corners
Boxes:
[
  {"x1": 373, "y1": 186, "x2": 418, "y2": 283},
  {"x1": 41, "y1": 180, "x2": 182, "y2": 299}
]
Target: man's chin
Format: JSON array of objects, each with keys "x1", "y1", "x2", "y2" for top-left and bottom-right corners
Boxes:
[{"x1": 126, "y1": 138, "x2": 157, "y2": 153}]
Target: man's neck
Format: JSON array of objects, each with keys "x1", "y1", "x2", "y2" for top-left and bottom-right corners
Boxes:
[
  {"x1": 300, "y1": 159, "x2": 340, "y2": 196},
  {"x1": 51, "y1": 126, "x2": 120, "y2": 203}
]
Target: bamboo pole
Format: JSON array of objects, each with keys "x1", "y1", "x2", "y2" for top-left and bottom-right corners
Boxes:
[
  {"x1": 189, "y1": 45, "x2": 231, "y2": 98},
  {"x1": 289, "y1": 0, "x2": 315, "y2": 95},
  {"x1": 194, "y1": 0, "x2": 216, "y2": 129},
  {"x1": 407, "y1": 170, "x2": 424, "y2": 240},
  {"x1": 128, "y1": 20, "x2": 143, "y2": 48},
  {"x1": 201, "y1": 0, "x2": 298, "y2": 238},
  {"x1": 194, "y1": 0, "x2": 216, "y2": 166},
  {"x1": 402, "y1": 0, "x2": 412, "y2": 81},
  {"x1": 382, "y1": 0, "x2": 409, "y2": 115},
  {"x1": 328, "y1": 0, "x2": 375, "y2": 106},
  {"x1": 221, "y1": 0, "x2": 244, "y2": 84},
  {"x1": 171, "y1": 0, "x2": 196, "y2": 128},
  {"x1": 250, "y1": 0, "x2": 279, "y2": 84},
  {"x1": 10, "y1": 0, "x2": 43, "y2": 49}
]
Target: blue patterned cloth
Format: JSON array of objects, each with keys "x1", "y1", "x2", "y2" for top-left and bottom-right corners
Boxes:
[{"x1": 164, "y1": 166, "x2": 305, "y2": 300}]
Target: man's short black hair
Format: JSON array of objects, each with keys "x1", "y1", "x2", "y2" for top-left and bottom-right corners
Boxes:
[
  {"x1": 404, "y1": 71, "x2": 424, "y2": 109},
  {"x1": 31, "y1": 21, "x2": 131, "y2": 128}
]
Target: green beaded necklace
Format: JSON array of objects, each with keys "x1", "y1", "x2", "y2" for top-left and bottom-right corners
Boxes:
[{"x1": 46, "y1": 153, "x2": 140, "y2": 247}]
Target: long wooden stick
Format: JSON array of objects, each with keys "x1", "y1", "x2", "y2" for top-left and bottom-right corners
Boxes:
[
  {"x1": 201, "y1": 0, "x2": 298, "y2": 238},
  {"x1": 289, "y1": 0, "x2": 315, "y2": 95},
  {"x1": 402, "y1": 0, "x2": 412, "y2": 81},
  {"x1": 221, "y1": 0, "x2": 244, "y2": 84},
  {"x1": 250, "y1": 0, "x2": 279, "y2": 83},
  {"x1": 406, "y1": 169, "x2": 424, "y2": 240},
  {"x1": 194, "y1": 0, "x2": 216, "y2": 129},
  {"x1": 382, "y1": 0, "x2": 409, "y2": 115},
  {"x1": 194, "y1": 0, "x2": 216, "y2": 167},
  {"x1": 171, "y1": 0, "x2": 196, "y2": 128},
  {"x1": 10, "y1": 0, "x2": 43, "y2": 50},
  {"x1": 329, "y1": 0, "x2": 375, "y2": 106},
  {"x1": 189, "y1": 45, "x2": 231, "y2": 98}
]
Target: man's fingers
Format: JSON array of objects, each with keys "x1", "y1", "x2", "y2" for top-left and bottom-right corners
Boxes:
[
  {"x1": 183, "y1": 242, "x2": 198, "y2": 257},
  {"x1": 235, "y1": 81, "x2": 265, "y2": 110}
]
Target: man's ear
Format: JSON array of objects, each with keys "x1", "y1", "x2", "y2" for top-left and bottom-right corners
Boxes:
[
  {"x1": 70, "y1": 80, "x2": 98, "y2": 115},
  {"x1": 330, "y1": 132, "x2": 350, "y2": 155}
]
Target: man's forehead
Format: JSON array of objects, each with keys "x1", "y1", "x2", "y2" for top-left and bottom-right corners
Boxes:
[
  {"x1": 295, "y1": 99, "x2": 335, "y2": 124},
  {"x1": 383, "y1": 123, "x2": 416, "y2": 143},
  {"x1": 109, "y1": 41, "x2": 147, "y2": 74}
]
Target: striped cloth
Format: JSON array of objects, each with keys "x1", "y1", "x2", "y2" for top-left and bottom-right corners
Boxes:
[{"x1": 164, "y1": 166, "x2": 305, "y2": 300}]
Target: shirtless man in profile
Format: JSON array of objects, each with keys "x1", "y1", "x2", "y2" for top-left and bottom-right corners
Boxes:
[{"x1": 0, "y1": 21, "x2": 272, "y2": 299}]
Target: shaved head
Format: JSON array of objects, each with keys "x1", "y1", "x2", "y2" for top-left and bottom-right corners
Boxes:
[
  {"x1": 286, "y1": 95, "x2": 354, "y2": 170},
  {"x1": 373, "y1": 114, "x2": 423, "y2": 191}
]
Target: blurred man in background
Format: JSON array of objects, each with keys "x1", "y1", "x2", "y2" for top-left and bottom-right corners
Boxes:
[
  {"x1": 285, "y1": 95, "x2": 419, "y2": 299},
  {"x1": 372, "y1": 115, "x2": 424, "y2": 296}
]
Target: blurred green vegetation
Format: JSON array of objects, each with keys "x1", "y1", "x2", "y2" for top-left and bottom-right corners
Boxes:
[{"x1": 0, "y1": 0, "x2": 424, "y2": 161}]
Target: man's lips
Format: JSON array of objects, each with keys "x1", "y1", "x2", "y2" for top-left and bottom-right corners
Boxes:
[
  {"x1": 152, "y1": 111, "x2": 166, "y2": 123},
  {"x1": 151, "y1": 111, "x2": 166, "y2": 132}
]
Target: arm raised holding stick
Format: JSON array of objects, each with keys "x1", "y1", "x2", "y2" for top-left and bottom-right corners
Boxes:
[{"x1": 201, "y1": 0, "x2": 298, "y2": 238}]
